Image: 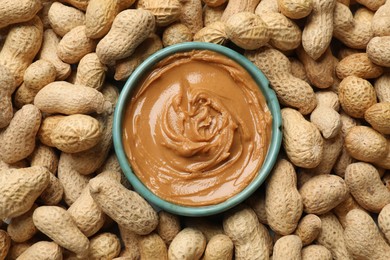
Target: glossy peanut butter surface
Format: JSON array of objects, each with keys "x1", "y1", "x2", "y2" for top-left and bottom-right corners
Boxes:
[{"x1": 123, "y1": 50, "x2": 272, "y2": 206}]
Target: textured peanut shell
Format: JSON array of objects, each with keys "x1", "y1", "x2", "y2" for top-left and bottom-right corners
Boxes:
[
  {"x1": 193, "y1": 21, "x2": 228, "y2": 45},
  {"x1": 88, "y1": 233, "x2": 121, "y2": 259},
  {"x1": 355, "y1": 0, "x2": 385, "y2": 11},
  {"x1": 38, "y1": 115, "x2": 65, "y2": 147},
  {"x1": 7, "y1": 204, "x2": 38, "y2": 243},
  {"x1": 58, "y1": 152, "x2": 92, "y2": 206},
  {"x1": 30, "y1": 143, "x2": 59, "y2": 174},
  {"x1": 38, "y1": 29, "x2": 71, "y2": 80},
  {"x1": 34, "y1": 81, "x2": 112, "y2": 115},
  {"x1": 75, "y1": 53, "x2": 107, "y2": 90},
  {"x1": 39, "y1": 173, "x2": 63, "y2": 205},
  {"x1": 302, "y1": 0, "x2": 336, "y2": 60},
  {"x1": 179, "y1": 0, "x2": 203, "y2": 34},
  {"x1": 333, "y1": 193, "x2": 365, "y2": 228},
  {"x1": 7, "y1": 240, "x2": 36, "y2": 260},
  {"x1": 345, "y1": 126, "x2": 388, "y2": 163},
  {"x1": 0, "y1": 229, "x2": 10, "y2": 260},
  {"x1": 57, "y1": 25, "x2": 97, "y2": 64},
  {"x1": 119, "y1": 225, "x2": 140, "y2": 259},
  {"x1": 203, "y1": 0, "x2": 227, "y2": 7},
  {"x1": 223, "y1": 205, "x2": 269, "y2": 260},
  {"x1": 272, "y1": 235, "x2": 302, "y2": 260},
  {"x1": 367, "y1": 36, "x2": 390, "y2": 67},
  {"x1": 68, "y1": 186, "x2": 106, "y2": 237},
  {"x1": 156, "y1": 211, "x2": 181, "y2": 245},
  {"x1": 255, "y1": 0, "x2": 279, "y2": 15},
  {"x1": 277, "y1": 0, "x2": 313, "y2": 19},
  {"x1": 345, "y1": 162, "x2": 390, "y2": 213},
  {"x1": 289, "y1": 58, "x2": 309, "y2": 83},
  {"x1": 281, "y1": 108, "x2": 323, "y2": 168},
  {"x1": 168, "y1": 228, "x2": 206, "y2": 260},
  {"x1": 96, "y1": 9, "x2": 155, "y2": 65},
  {"x1": 0, "y1": 104, "x2": 41, "y2": 164},
  {"x1": 336, "y1": 53, "x2": 383, "y2": 79},
  {"x1": 294, "y1": 214, "x2": 321, "y2": 246},
  {"x1": 297, "y1": 47, "x2": 335, "y2": 89},
  {"x1": 372, "y1": 1, "x2": 390, "y2": 36},
  {"x1": 143, "y1": 0, "x2": 181, "y2": 26},
  {"x1": 316, "y1": 213, "x2": 352, "y2": 260},
  {"x1": 50, "y1": 114, "x2": 102, "y2": 153},
  {"x1": 0, "y1": 16, "x2": 43, "y2": 86},
  {"x1": 301, "y1": 245, "x2": 332, "y2": 260},
  {"x1": 183, "y1": 217, "x2": 224, "y2": 243},
  {"x1": 17, "y1": 241, "x2": 62, "y2": 260},
  {"x1": 115, "y1": 34, "x2": 163, "y2": 81},
  {"x1": 247, "y1": 189, "x2": 268, "y2": 225},
  {"x1": 162, "y1": 23, "x2": 193, "y2": 47},
  {"x1": 344, "y1": 209, "x2": 390, "y2": 259},
  {"x1": 0, "y1": 166, "x2": 50, "y2": 219},
  {"x1": 378, "y1": 204, "x2": 390, "y2": 244},
  {"x1": 333, "y1": 2, "x2": 354, "y2": 31},
  {"x1": 89, "y1": 177, "x2": 158, "y2": 235},
  {"x1": 262, "y1": 12, "x2": 301, "y2": 51},
  {"x1": 333, "y1": 7, "x2": 374, "y2": 49},
  {"x1": 60, "y1": 0, "x2": 89, "y2": 11},
  {"x1": 246, "y1": 47, "x2": 316, "y2": 115},
  {"x1": 139, "y1": 233, "x2": 167, "y2": 260},
  {"x1": 221, "y1": 0, "x2": 260, "y2": 21},
  {"x1": 204, "y1": 234, "x2": 233, "y2": 260},
  {"x1": 14, "y1": 83, "x2": 38, "y2": 108},
  {"x1": 338, "y1": 76, "x2": 377, "y2": 118},
  {"x1": 364, "y1": 102, "x2": 390, "y2": 134},
  {"x1": 33, "y1": 206, "x2": 89, "y2": 257},
  {"x1": 225, "y1": 12, "x2": 270, "y2": 50},
  {"x1": 0, "y1": 65, "x2": 15, "y2": 129},
  {"x1": 300, "y1": 174, "x2": 348, "y2": 214},
  {"x1": 265, "y1": 159, "x2": 303, "y2": 235},
  {"x1": 48, "y1": 2, "x2": 85, "y2": 37},
  {"x1": 203, "y1": 4, "x2": 224, "y2": 26},
  {"x1": 375, "y1": 73, "x2": 390, "y2": 102},
  {"x1": 0, "y1": 0, "x2": 42, "y2": 29},
  {"x1": 24, "y1": 59, "x2": 56, "y2": 92}
]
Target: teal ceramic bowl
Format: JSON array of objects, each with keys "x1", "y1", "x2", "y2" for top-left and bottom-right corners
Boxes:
[{"x1": 113, "y1": 42, "x2": 282, "y2": 217}]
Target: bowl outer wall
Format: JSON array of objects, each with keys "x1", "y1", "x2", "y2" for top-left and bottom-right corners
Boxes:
[{"x1": 113, "y1": 42, "x2": 282, "y2": 217}]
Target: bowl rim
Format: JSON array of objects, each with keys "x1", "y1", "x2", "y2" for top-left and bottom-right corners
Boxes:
[{"x1": 113, "y1": 42, "x2": 282, "y2": 217}]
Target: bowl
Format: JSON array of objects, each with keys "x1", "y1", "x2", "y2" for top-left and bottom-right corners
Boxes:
[{"x1": 113, "y1": 42, "x2": 282, "y2": 217}]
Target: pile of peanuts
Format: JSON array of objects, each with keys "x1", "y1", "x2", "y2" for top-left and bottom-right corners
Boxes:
[{"x1": 0, "y1": 0, "x2": 390, "y2": 259}]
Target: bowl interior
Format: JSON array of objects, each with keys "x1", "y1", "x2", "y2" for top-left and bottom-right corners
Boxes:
[{"x1": 113, "y1": 42, "x2": 282, "y2": 217}]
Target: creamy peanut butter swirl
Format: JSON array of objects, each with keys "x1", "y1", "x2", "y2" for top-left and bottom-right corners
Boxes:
[{"x1": 123, "y1": 50, "x2": 272, "y2": 206}]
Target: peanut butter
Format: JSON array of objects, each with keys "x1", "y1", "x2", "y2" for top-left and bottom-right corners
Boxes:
[{"x1": 123, "y1": 50, "x2": 272, "y2": 206}]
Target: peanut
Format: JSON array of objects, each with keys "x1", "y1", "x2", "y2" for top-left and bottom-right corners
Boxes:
[
  {"x1": 162, "y1": 23, "x2": 193, "y2": 47},
  {"x1": 32, "y1": 206, "x2": 89, "y2": 258},
  {"x1": 115, "y1": 34, "x2": 163, "y2": 81},
  {"x1": 38, "y1": 29, "x2": 71, "y2": 80},
  {"x1": 372, "y1": 0, "x2": 390, "y2": 36},
  {"x1": 48, "y1": 2, "x2": 85, "y2": 37},
  {"x1": 344, "y1": 209, "x2": 390, "y2": 259},
  {"x1": 203, "y1": 234, "x2": 233, "y2": 260},
  {"x1": 0, "y1": 105, "x2": 41, "y2": 164},
  {"x1": 74, "y1": 53, "x2": 107, "y2": 90},
  {"x1": 30, "y1": 143, "x2": 59, "y2": 174},
  {"x1": 119, "y1": 225, "x2": 140, "y2": 259},
  {"x1": 364, "y1": 102, "x2": 390, "y2": 135},
  {"x1": 50, "y1": 114, "x2": 102, "y2": 153},
  {"x1": 355, "y1": 0, "x2": 385, "y2": 11},
  {"x1": 156, "y1": 211, "x2": 181, "y2": 245},
  {"x1": 0, "y1": 0, "x2": 42, "y2": 29},
  {"x1": 221, "y1": 0, "x2": 260, "y2": 21},
  {"x1": 60, "y1": 0, "x2": 90, "y2": 11},
  {"x1": 203, "y1": 0, "x2": 227, "y2": 7},
  {"x1": 345, "y1": 162, "x2": 390, "y2": 213},
  {"x1": 0, "y1": 65, "x2": 16, "y2": 129},
  {"x1": 203, "y1": 4, "x2": 225, "y2": 26},
  {"x1": 378, "y1": 204, "x2": 390, "y2": 244},
  {"x1": 223, "y1": 205, "x2": 269, "y2": 260},
  {"x1": 301, "y1": 245, "x2": 332, "y2": 260},
  {"x1": 375, "y1": 73, "x2": 390, "y2": 102},
  {"x1": 246, "y1": 47, "x2": 316, "y2": 115},
  {"x1": 183, "y1": 217, "x2": 224, "y2": 242},
  {"x1": 332, "y1": 193, "x2": 365, "y2": 228},
  {"x1": 139, "y1": 232, "x2": 167, "y2": 260},
  {"x1": 34, "y1": 81, "x2": 112, "y2": 115},
  {"x1": 143, "y1": 0, "x2": 181, "y2": 27},
  {"x1": 179, "y1": 0, "x2": 203, "y2": 34},
  {"x1": 0, "y1": 166, "x2": 50, "y2": 219},
  {"x1": 0, "y1": 230, "x2": 10, "y2": 260},
  {"x1": 0, "y1": 16, "x2": 43, "y2": 86},
  {"x1": 225, "y1": 12, "x2": 269, "y2": 50},
  {"x1": 336, "y1": 52, "x2": 383, "y2": 79},
  {"x1": 89, "y1": 177, "x2": 158, "y2": 235},
  {"x1": 247, "y1": 189, "x2": 268, "y2": 225},
  {"x1": 294, "y1": 214, "x2": 321, "y2": 246},
  {"x1": 367, "y1": 36, "x2": 390, "y2": 67},
  {"x1": 265, "y1": 159, "x2": 303, "y2": 235},
  {"x1": 7, "y1": 204, "x2": 38, "y2": 243},
  {"x1": 16, "y1": 241, "x2": 62, "y2": 260},
  {"x1": 88, "y1": 232, "x2": 121, "y2": 259},
  {"x1": 193, "y1": 21, "x2": 228, "y2": 45},
  {"x1": 309, "y1": 134, "x2": 343, "y2": 175},
  {"x1": 281, "y1": 108, "x2": 323, "y2": 168},
  {"x1": 277, "y1": 0, "x2": 313, "y2": 19},
  {"x1": 316, "y1": 212, "x2": 352, "y2": 259},
  {"x1": 96, "y1": 9, "x2": 155, "y2": 65},
  {"x1": 255, "y1": 0, "x2": 279, "y2": 15},
  {"x1": 302, "y1": 0, "x2": 336, "y2": 60},
  {"x1": 168, "y1": 228, "x2": 206, "y2": 260},
  {"x1": 272, "y1": 235, "x2": 302, "y2": 260}
]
